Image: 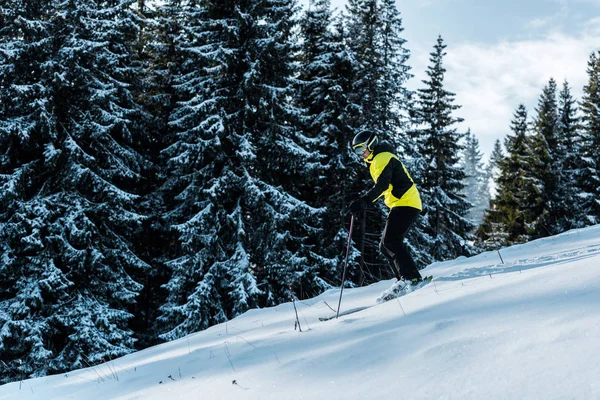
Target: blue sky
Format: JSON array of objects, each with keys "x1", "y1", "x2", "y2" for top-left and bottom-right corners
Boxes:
[{"x1": 301, "y1": 0, "x2": 600, "y2": 159}]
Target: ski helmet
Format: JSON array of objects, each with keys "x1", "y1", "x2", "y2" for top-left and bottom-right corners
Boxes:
[{"x1": 351, "y1": 130, "x2": 378, "y2": 155}]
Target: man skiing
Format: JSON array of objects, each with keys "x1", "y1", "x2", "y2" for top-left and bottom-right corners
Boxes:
[{"x1": 349, "y1": 130, "x2": 425, "y2": 285}]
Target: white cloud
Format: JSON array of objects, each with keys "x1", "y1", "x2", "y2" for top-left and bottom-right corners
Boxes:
[
  {"x1": 583, "y1": 16, "x2": 600, "y2": 34},
  {"x1": 526, "y1": 16, "x2": 556, "y2": 30},
  {"x1": 409, "y1": 27, "x2": 600, "y2": 159}
]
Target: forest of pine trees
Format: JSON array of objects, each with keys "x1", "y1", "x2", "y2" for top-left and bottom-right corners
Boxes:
[{"x1": 1, "y1": 0, "x2": 599, "y2": 383}]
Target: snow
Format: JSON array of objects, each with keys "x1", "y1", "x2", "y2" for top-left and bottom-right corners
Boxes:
[{"x1": 2, "y1": 225, "x2": 600, "y2": 399}]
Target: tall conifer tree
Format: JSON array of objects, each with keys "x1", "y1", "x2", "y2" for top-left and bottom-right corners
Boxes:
[
  {"x1": 345, "y1": 0, "x2": 382, "y2": 132},
  {"x1": 527, "y1": 78, "x2": 561, "y2": 237},
  {"x1": 555, "y1": 80, "x2": 583, "y2": 231},
  {"x1": 460, "y1": 130, "x2": 490, "y2": 228},
  {"x1": 488, "y1": 139, "x2": 504, "y2": 197},
  {"x1": 0, "y1": 0, "x2": 151, "y2": 381},
  {"x1": 378, "y1": 0, "x2": 412, "y2": 136},
  {"x1": 410, "y1": 36, "x2": 474, "y2": 260},
  {"x1": 0, "y1": 0, "x2": 62, "y2": 382},
  {"x1": 157, "y1": 0, "x2": 323, "y2": 340},
  {"x1": 296, "y1": 0, "x2": 365, "y2": 287},
  {"x1": 578, "y1": 51, "x2": 600, "y2": 225},
  {"x1": 486, "y1": 104, "x2": 531, "y2": 244},
  {"x1": 475, "y1": 140, "x2": 506, "y2": 249}
]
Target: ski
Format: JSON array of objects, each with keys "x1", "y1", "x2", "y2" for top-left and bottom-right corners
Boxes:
[
  {"x1": 318, "y1": 306, "x2": 371, "y2": 322},
  {"x1": 376, "y1": 275, "x2": 433, "y2": 303},
  {"x1": 319, "y1": 276, "x2": 433, "y2": 321}
]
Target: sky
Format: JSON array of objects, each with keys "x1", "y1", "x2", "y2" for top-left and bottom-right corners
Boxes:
[
  {"x1": 302, "y1": 0, "x2": 600, "y2": 160},
  {"x1": 3, "y1": 224, "x2": 600, "y2": 399}
]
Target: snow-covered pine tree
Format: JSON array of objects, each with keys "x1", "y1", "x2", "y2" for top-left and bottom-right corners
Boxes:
[
  {"x1": 112, "y1": 0, "x2": 170, "y2": 350},
  {"x1": 459, "y1": 129, "x2": 490, "y2": 228},
  {"x1": 296, "y1": 0, "x2": 364, "y2": 287},
  {"x1": 340, "y1": 0, "x2": 385, "y2": 281},
  {"x1": 378, "y1": 0, "x2": 413, "y2": 136},
  {"x1": 486, "y1": 104, "x2": 532, "y2": 245},
  {"x1": 156, "y1": 0, "x2": 256, "y2": 340},
  {"x1": 0, "y1": 0, "x2": 62, "y2": 383},
  {"x1": 555, "y1": 80, "x2": 583, "y2": 231},
  {"x1": 577, "y1": 51, "x2": 600, "y2": 225},
  {"x1": 343, "y1": 0, "x2": 411, "y2": 138},
  {"x1": 249, "y1": 0, "x2": 327, "y2": 304},
  {"x1": 157, "y1": 0, "x2": 323, "y2": 340},
  {"x1": 488, "y1": 139, "x2": 504, "y2": 198},
  {"x1": 475, "y1": 140, "x2": 507, "y2": 250},
  {"x1": 527, "y1": 78, "x2": 564, "y2": 238},
  {"x1": 344, "y1": 0, "x2": 382, "y2": 133},
  {"x1": 410, "y1": 36, "x2": 474, "y2": 260},
  {"x1": 0, "y1": 0, "x2": 151, "y2": 382},
  {"x1": 47, "y1": 0, "x2": 151, "y2": 370}
]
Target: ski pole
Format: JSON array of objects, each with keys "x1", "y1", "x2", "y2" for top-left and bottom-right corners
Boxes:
[{"x1": 336, "y1": 214, "x2": 355, "y2": 319}]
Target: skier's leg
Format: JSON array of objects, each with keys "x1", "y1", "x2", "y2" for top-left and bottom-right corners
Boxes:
[
  {"x1": 380, "y1": 223, "x2": 402, "y2": 280},
  {"x1": 381, "y1": 207, "x2": 422, "y2": 281}
]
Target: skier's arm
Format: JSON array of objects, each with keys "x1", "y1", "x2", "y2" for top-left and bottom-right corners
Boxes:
[{"x1": 363, "y1": 161, "x2": 393, "y2": 203}]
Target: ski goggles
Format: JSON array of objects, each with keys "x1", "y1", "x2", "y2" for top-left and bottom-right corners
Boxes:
[{"x1": 352, "y1": 143, "x2": 369, "y2": 155}]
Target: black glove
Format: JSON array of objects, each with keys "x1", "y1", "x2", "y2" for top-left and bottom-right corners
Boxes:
[{"x1": 349, "y1": 198, "x2": 367, "y2": 216}]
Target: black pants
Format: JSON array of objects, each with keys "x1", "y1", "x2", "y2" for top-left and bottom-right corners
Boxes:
[{"x1": 380, "y1": 206, "x2": 422, "y2": 281}]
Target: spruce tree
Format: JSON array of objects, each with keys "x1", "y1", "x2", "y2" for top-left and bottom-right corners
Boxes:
[
  {"x1": 296, "y1": 0, "x2": 365, "y2": 287},
  {"x1": 157, "y1": 0, "x2": 258, "y2": 340},
  {"x1": 527, "y1": 78, "x2": 561, "y2": 237},
  {"x1": 410, "y1": 36, "x2": 474, "y2": 260},
  {"x1": 378, "y1": 0, "x2": 413, "y2": 136},
  {"x1": 488, "y1": 139, "x2": 504, "y2": 198},
  {"x1": 578, "y1": 51, "x2": 600, "y2": 225},
  {"x1": 556, "y1": 80, "x2": 583, "y2": 231},
  {"x1": 475, "y1": 140, "x2": 507, "y2": 250},
  {"x1": 0, "y1": 0, "x2": 62, "y2": 382},
  {"x1": 345, "y1": 0, "x2": 382, "y2": 132},
  {"x1": 249, "y1": 0, "x2": 327, "y2": 303},
  {"x1": 157, "y1": 0, "x2": 324, "y2": 340},
  {"x1": 488, "y1": 104, "x2": 531, "y2": 244},
  {"x1": 1, "y1": 0, "x2": 151, "y2": 381},
  {"x1": 460, "y1": 130, "x2": 490, "y2": 228},
  {"x1": 344, "y1": 0, "x2": 412, "y2": 138},
  {"x1": 115, "y1": 0, "x2": 169, "y2": 350}
]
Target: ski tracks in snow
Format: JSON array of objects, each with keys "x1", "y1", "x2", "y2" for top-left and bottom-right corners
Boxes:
[{"x1": 435, "y1": 242, "x2": 600, "y2": 282}]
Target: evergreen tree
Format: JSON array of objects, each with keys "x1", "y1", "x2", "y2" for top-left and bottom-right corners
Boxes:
[
  {"x1": 0, "y1": 0, "x2": 61, "y2": 382},
  {"x1": 460, "y1": 129, "x2": 490, "y2": 228},
  {"x1": 344, "y1": 0, "x2": 412, "y2": 138},
  {"x1": 157, "y1": 0, "x2": 258, "y2": 340},
  {"x1": 487, "y1": 104, "x2": 531, "y2": 244},
  {"x1": 296, "y1": 0, "x2": 364, "y2": 286},
  {"x1": 488, "y1": 139, "x2": 504, "y2": 198},
  {"x1": 157, "y1": 0, "x2": 323, "y2": 340},
  {"x1": 117, "y1": 0, "x2": 171, "y2": 350},
  {"x1": 0, "y1": 0, "x2": 151, "y2": 381},
  {"x1": 475, "y1": 140, "x2": 506, "y2": 250},
  {"x1": 378, "y1": 0, "x2": 413, "y2": 136},
  {"x1": 556, "y1": 80, "x2": 583, "y2": 231},
  {"x1": 248, "y1": 0, "x2": 326, "y2": 304},
  {"x1": 527, "y1": 78, "x2": 561, "y2": 237},
  {"x1": 578, "y1": 51, "x2": 600, "y2": 225},
  {"x1": 410, "y1": 36, "x2": 474, "y2": 260},
  {"x1": 344, "y1": 0, "x2": 382, "y2": 132}
]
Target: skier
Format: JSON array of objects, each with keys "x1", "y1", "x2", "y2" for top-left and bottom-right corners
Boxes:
[{"x1": 349, "y1": 130, "x2": 425, "y2": 285}]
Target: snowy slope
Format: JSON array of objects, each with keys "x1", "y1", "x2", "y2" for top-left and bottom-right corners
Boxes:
[{"x1": 2, "y1": 226, "x2": 600, "y2": 400}]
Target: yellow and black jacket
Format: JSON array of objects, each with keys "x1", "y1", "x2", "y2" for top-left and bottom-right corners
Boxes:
[{"x1": 363, "y1": 143, "x2": 422, "y2": 211}]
